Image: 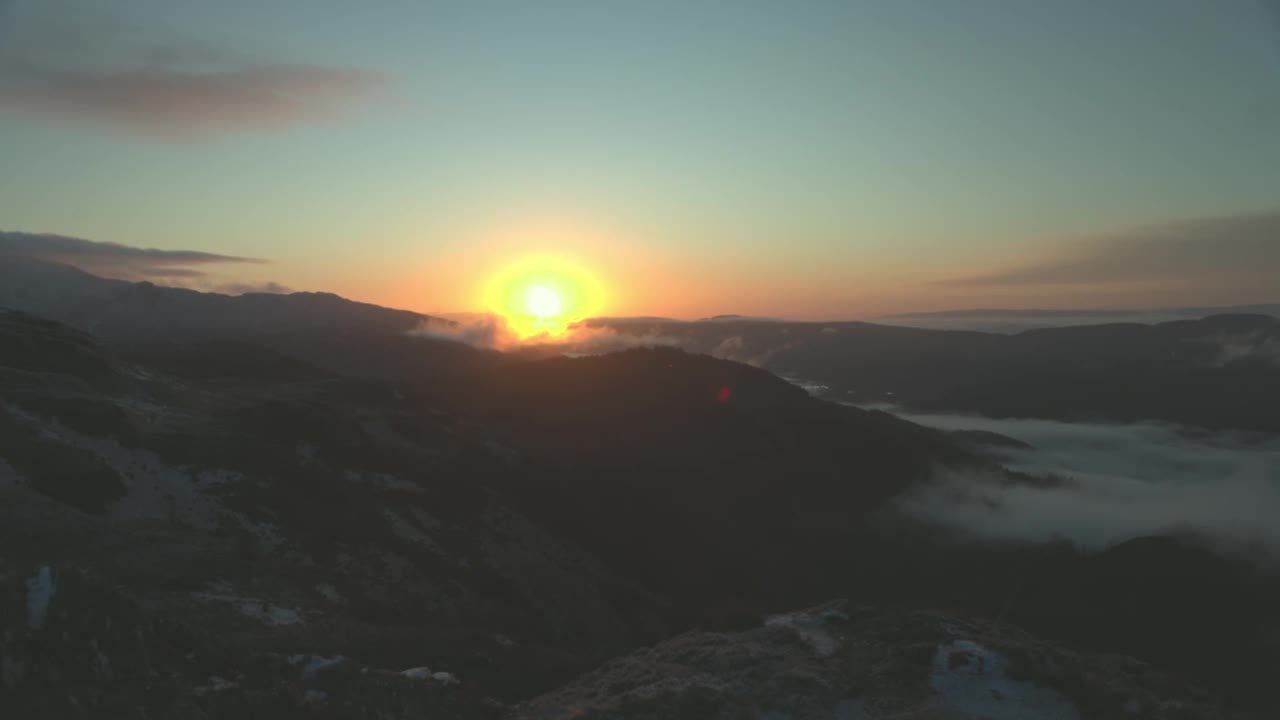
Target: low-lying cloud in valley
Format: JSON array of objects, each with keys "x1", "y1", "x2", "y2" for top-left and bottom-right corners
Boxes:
[{"x1": 891, "y1": 411, "x2": 1280, "y2": 553}]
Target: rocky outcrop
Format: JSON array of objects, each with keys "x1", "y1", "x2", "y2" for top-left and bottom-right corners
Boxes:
[{"x1": 516, "y1": 601, "x2": 1229, "y2": 720}]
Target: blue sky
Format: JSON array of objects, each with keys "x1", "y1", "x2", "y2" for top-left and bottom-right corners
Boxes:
[{"x1": 1, "y1": 0, "x2": 1278, "y2": 317}]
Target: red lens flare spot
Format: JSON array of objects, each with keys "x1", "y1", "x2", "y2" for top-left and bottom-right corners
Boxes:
[{"x1": 717, "y1": 386, "x2": 732, "y2": 403}]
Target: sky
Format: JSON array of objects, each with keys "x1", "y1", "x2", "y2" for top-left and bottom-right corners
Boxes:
[{"x1": 1, "y1": 0, "x2": 1279, "y2": 319}]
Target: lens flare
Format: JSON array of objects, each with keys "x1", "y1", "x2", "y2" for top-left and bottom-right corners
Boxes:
[{"x1": 483, "y1": 254, "x2": 606, "y2": 338}]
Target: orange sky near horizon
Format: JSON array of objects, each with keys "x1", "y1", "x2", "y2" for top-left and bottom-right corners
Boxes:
[{"x1": 282, "y1": 216, "x2": 1274, "y2": 322}]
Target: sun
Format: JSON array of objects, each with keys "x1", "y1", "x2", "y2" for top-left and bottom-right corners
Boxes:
[
  {"x1": 526, "y1": 285, "x2": 562, "y2": 319},
  {"x1": 483, "y1": 254, "x2": 606, "y2": 338}
]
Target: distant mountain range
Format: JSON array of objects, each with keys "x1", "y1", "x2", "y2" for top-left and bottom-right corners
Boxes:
[
  {"x1": 879, "y1": 304, "x2": 1280, "y2": 332},
  {"x1": 592, "y1": 304, "x2": 1280, "y2": 333},
  {"x1": 585, "y1": 313, "x2": 1280, "y2": 432},
  {"x1": 6, "y1": 255, "x2": 1280, "y2": 432},
  {"x1": 0, "y1": 255, "x2": 428, "y2": 335},
  {"x1": 0, "y1": 255, "x2": 497, "y2": 380}
]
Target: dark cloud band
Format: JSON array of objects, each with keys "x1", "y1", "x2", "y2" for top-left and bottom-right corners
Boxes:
[
  {"x1": 0, "y1": 231, "x2": 262, "y2": 266},
  {"x1": 0, "y1": 231, "x2": 268, "y2": 286},
  {"x1": 0, "y1": 63, "x2": 385, "y2": 140},
  {"x1": 940, "y1": 212, "x2": 1280, "y2": 288}
]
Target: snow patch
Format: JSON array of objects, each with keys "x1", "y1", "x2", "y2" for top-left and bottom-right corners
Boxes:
[
  {"x1": 206, "y1": 676, "x2": 235, "y2": 693},
  {"x1": 240, "y1": 603, "x2": 302, "y2": 626},
  {"x1": 345, "y1": 468, "x2": 426, "y2": 494},
  {"x1": 1, "y1": 650, "x2": 26, "y2": 687},
  {"x1": 25, "y1": 566, "x2": 56, "y2": 630},
  {"x1": 764, "y1": 605, "x2": 848, "y2": 658},
  {"x1": 192, "y1": 588, "x2": 303, "y2": 626},
  {"x1": 315, "y1": 582, "x2": 347, "y2": 605},
  {"x1": 290, "y1": 654, "x2": 347, "y2": 678},
  {"x1": 400, "y1": 667, "x2": 459, "y2": 685},
  {"x1": 385, "y1": 508, "x2": 442, "y2": 551},
  {"x1": 3, "y1": 406, "x2": 236, "y2": 529},
  {"x1": 831, "y1": 698, "x2": 868, "y2": 719},
  {"x1": 0, "y1": 458, "x2": 19, "y2": 488},
  {"x1": 296, "y1": 442, "x2": 318, "y2": 461},
  {"x1": 930, "y1": 640, "x2": 1080, "y2": 720},
  {"x1": 236, "y1": 517, "x2": 286, "y2": 554},
  {"x1": 90, "y1": 638, "x2": 111, "y2": 677}
]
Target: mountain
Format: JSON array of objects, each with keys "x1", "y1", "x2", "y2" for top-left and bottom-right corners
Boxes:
[
  {"x1": 585, "y1": 314, "x2": 1280, "y2": 432},
  {"x1": 0, "y1": 256, "x2": 498, "y2": 380},
  {"x1": 879, "y1": 304, "x2": 1280, "y2": 333},
  {"x1": 3, "y1": 297, "x2": 1278, "y2": 715},
  {"x1": 439, "y1": 347, "x2": 999, "y2": 613},
  {"x1": 0, "y1": 309, "x2": 1008, "y2": 716},
  {"x1": 0, "y1": 256, "x2": 423, "y2": 334},
  {"x1": 0, "y1": 308, "x2": 672, "y2": 715}
]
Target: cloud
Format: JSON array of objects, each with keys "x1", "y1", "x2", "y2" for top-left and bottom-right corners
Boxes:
[
  {"x1": 136, "y1": 267, "x2": 209, "y2": 279},
  {"x1": 409, "y1": 313, "x2": 682, "y2": 353},
  {"x1": 412, "y1": 314, "x2": 521, "y2": 350},
  {"x1": 888, "y1": 411, "x2": 1280, "y2": 553},
  {"x1": 0, "y1": 63, "x2": 385, "y2": 140},
  {"x1": 940, "y1": 212, "x2": 1280, "y2": 290},
  {"x1": 0, "y1": 230, "x2": 264, "y2": 281},
  {"x1": 705, "y1": 333, "x2": 791, "y2": 366},
  {"x1": 1194, "y1": 331, "x2": 1280, "y2": 367},
  {"x1": 562, "y1": 326, "x2": 683, "y2": 355},
  {"x1": 0, "y1": 2, "x2": 385, "y2": 140},
  {"x1": 214, "y1": 281, "x2": 293, "y2": 296}
]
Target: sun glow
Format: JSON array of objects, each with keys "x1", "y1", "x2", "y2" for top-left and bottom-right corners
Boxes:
[
  {"x1": 526, "y1": 286, "x2": 562, "y2": 319},
  {"x1": 483, "y1": 254, "x2": 606, "y2": 338}
]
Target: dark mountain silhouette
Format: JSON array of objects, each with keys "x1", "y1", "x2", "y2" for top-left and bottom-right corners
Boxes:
[
  {"x1": 438, "y1": 347, "x2": 998, "y2": 613},
  {"x1": 0, "y1": 256, "x2": 499, "y2": 380},
  {"x1": 879, "y1": 304, "x2": 1280, "y2": 332},
  {"x1": 0, "y1": 256, "x2": 423, "y2": 334},
  {"x1": 587, "y1": 314, "x2": 1280, "y2": 431}
]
